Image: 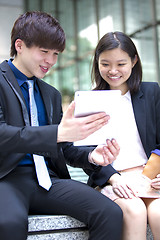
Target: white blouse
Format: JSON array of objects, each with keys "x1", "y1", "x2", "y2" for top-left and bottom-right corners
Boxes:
[{"x1": 111, "y1": 91, "x2": 148, "y2": 171}]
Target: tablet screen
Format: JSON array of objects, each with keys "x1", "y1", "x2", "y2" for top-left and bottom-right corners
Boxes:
[{"x1": 74, "y1": 90, "x2": 122, "y2": 146}]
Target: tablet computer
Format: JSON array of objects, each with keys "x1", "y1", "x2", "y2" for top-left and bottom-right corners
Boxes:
[{"x1": 74, "y1": 90, "x2": 122, "y2": 146}]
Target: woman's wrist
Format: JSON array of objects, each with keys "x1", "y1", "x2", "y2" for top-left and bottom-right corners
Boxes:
[{"x1": 108, "y1": 173, "x2": 121, "y2": 185}]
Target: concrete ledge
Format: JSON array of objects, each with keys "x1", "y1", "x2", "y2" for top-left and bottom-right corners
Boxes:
[
  {"x1": 27, "y1": 215, "x2": 89, "y2": 240},
  {"x1": 27, "y1": 215, "x2": 153, "y2": 240},
  {"x1": 147, "y1": 224, "x2": 153, "y2": 240}
]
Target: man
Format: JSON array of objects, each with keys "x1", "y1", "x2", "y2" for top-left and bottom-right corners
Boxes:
[{"x1": 0, "y1": 11, "x2": 122, "y2": 240}]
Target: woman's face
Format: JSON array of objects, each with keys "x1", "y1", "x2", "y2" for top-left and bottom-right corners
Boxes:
[{"x1": 98, "y1": 48, "x2": 137, "y2": 95}]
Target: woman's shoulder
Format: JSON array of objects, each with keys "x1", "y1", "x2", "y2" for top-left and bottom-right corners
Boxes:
[
  {"x1": 140, "y1": 82, "x2": 159, "y2": 92},
  {"x1": 141, "y1": 81, "x2": 159, "y2": 88},
  {"x1": 139, "y1": 82, "x2": 160, "y2": 98}
]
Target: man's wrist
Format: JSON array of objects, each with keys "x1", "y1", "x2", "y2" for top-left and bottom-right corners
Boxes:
[
  {"x1": 88, "y1": 152, "x2": 99, "y2": 166},
  {"x1": 57, "y1": 125, "x2": 64, "y2": 143}
]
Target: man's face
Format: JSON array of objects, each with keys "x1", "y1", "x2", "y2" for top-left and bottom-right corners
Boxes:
[{"x1": 13, "y1": 40, "x2": 59, "y2": 78}]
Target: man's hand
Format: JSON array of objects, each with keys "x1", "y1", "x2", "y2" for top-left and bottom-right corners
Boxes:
[
  {"x1": 89, "y1": 139, "x2": 120, "y2": 166},
  {"x1": 57, "y1": 101, "x2": 109, "y2": 142}
]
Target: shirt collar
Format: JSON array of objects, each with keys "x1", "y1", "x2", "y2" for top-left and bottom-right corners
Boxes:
[
  {"x1": 8, "y1": 59, "x2": 37, "y2": 87},
  {"x1": 122, "y1": 90, "x2": 131, "y2": 101}
]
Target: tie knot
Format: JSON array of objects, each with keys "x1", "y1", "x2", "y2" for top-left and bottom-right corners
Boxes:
[{"x1": 27, "y1": 80, "x2": 34, "y2": 89}]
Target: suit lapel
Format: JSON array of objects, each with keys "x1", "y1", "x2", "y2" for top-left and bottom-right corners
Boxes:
[
  {"x1": 1, "y1": 61, "x2": 30, "y2": 126},
  {"x1": 131, "y1": 89, "x2": 146, "y2": 148}
]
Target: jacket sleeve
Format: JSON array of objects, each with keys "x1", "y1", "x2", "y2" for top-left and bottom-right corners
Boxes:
[
  {"x1": 0, "y1": 105, "x2": 59, "y2": 157},
  {"x1": 155, "y1": 82, "x2": 160, "y2": 150},
  {"x1": 85, "y1": 164, "x2": 119, "y2": 188},
  {"x1": 62, "y1": 142, "x2": 119, "y2": 183},
  {"x1": 62, "y1": 143, "x2": 102, "y2": 170}
]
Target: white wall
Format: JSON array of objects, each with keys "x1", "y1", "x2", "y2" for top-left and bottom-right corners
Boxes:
[{"x1": 0, "y1": 0, "x2": 24, "y2": 62}]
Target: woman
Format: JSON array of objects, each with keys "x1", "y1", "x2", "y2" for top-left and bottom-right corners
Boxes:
[{"x1": 88, "y1": 31, "x2": 160, "y2": 240}]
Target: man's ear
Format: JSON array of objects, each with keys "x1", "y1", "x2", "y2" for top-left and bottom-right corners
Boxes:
[
  {"x1": 14, "y1": 39, "x2": 24, "y2": 54},
  {"x1": 132, "y1": 55, "x2": 138, "y2": 68}
]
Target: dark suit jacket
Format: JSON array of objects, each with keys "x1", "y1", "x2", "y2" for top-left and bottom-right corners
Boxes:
[
  {"x1": 0, "y1": 60, "x2": 97, "y2": 179},
  {"x1": 87, "y1": 82, "x2": 160, "y2": 187}
]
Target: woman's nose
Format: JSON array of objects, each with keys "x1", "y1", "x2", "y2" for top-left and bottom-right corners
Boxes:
[{"x1": 108, "y1": 68, "x2": 118, "y2": 74}]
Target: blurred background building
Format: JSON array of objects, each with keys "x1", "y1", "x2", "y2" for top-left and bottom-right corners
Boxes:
[{"x1": 0, "y1": 0, "x2": 160, "y2": 182}]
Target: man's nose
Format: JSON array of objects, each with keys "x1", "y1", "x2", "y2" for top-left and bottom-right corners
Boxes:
[{"x1": 46, "y1": 55, "x2": 58, "y2": 66}]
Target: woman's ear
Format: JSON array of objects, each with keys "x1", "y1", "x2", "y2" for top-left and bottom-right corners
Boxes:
[
  {"x1": 14, "y1": 39, "x2": 24, "y2": 54},
  {"x1": 132, "y1": 55, "x2": 138, "y2": 68}
]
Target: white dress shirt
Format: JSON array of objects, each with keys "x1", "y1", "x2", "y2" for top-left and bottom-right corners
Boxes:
[{"x1": 111, "y1": 91, "x2": 148, "y2": 171}]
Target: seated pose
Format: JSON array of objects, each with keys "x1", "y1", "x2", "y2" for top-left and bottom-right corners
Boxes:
[
  {"x1": 0, "y1": 12, "x2": 123, "y2": 240},
  {"x1": 87, "y1": 31, "x2": 160, "y2": 240}
]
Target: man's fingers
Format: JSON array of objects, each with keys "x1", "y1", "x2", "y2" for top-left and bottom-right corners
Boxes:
[
  {"x1": 86, "y1": 115, "x2": 109, "y2": 131},
  {"x1": 64, "y1": 101, "x2": 75, "y2": 118},
  {"x1": 106, "y1": 139, "x2": 120, "y2": 157},
  {"x1": 81, "y1": 112, "x2": 109, "y2": 124}
]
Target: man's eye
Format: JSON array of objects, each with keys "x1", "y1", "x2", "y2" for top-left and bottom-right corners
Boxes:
[{"x1": 41, "y1": 50, "x2": 48, "y2": 53}]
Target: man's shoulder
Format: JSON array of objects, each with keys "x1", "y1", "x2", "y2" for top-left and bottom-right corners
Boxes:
[
  {"x1": 0, "y1": 60, "x2": 9, "y2": 71},
  {"x1": 0, "y1": 60, "x2": 15, "y2": 82}
]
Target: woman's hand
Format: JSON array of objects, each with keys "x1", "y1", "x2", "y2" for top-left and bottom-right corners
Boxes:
[
  {"x1": 89, "y1": 139, "x2": 120, "y2": 166},
  {"x1": 151, "y1": 174, "x2": 160, "y2": 190},
  {"x1": 107, "y1": 173, "x2": 137, "y2": 199}
]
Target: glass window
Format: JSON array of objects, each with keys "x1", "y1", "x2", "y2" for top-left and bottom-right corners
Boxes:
[
  {"x1": 99, "y1": 0, "x2": 123, "y2": 37},
  {"x1": 125, "y1": 0, "x2": 152, "y2": 35},
  {"x1": 133, "y1": 28, "x2": 157, "y2": 82},
  {"x1": 42, "y1": 0, "x2": 56, "y2": 15},
  {"x1": 27, "y1": 0, "x2": 40, "y2": 11},
  {"x1": 77, "y1": 0, "x2": 98, "y2": 56},
  {"x1": 157, "y1": 26, "x2": 160, "y2": 76},
  {"x1": 156, "y1": 0, "x2": 160, "y2": 20},
  {"x1": 78, "y1": 57, "x2": 93, "y2": 90}
]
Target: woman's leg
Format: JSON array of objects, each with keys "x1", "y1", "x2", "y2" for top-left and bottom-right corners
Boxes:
[
  {"x1": 115, "y1": 197, "x2": 147, "y2": 240},
  {"x1": 143, "y1": 198, "x2": 160, "y2": 240}
]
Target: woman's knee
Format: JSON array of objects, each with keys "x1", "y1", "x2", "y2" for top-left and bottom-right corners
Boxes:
[
  {"x1": 146, "y1": 198, "x2": 160, "y2": 221},
  {"x1": 116, "y1": 197, "x2": 147, "y2": 220}
]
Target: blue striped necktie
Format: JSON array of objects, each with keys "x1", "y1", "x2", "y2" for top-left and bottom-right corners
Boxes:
[{"x1": 27, "y1": 80, "x2": 52, "y2": 191}]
